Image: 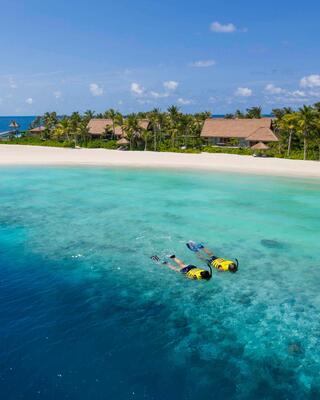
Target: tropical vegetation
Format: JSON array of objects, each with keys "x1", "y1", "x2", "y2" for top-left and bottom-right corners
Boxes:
[{"x1": 2, "y1": 103, "x2": 320, "y2": 160}]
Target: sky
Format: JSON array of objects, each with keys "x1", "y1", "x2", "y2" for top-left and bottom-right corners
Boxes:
[{"x1": 0, "y1": 0, "x2": 320, "y2": 115}]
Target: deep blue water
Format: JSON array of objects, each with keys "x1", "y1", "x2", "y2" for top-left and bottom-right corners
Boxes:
[
  {"x1": 0, "y1": 116, "x2": 36, "y2": 133},
  {"x1": 0, "y1": 167, "x2": 319, "y2": 399}
]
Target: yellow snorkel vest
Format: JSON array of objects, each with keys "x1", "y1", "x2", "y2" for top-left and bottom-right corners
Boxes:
[
  {"x1": 186, "y1": 268, "x2": 207, "y2": 280},
  {"x1": 211, "y1": 258, "x2": 235, "y2": 271}
]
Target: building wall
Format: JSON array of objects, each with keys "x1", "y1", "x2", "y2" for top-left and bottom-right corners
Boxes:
[{"x1": 205, "y1": 137, "x2": 249, "y2": 147}]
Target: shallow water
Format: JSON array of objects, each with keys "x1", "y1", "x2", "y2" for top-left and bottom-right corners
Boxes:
[{"x1": 0, "y1": 167, "x2": 319, "y2": 399}]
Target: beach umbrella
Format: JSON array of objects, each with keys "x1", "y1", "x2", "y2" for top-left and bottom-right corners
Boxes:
[
  {"x1": 117, "y1": 138, "x2": 129, "y2": 145},
  {"x1": 251, "y1": 141, "x2": 269, "y2": 150},
  {"x1": 9, "y1": 120, "x2": 20, "y2": 129}
]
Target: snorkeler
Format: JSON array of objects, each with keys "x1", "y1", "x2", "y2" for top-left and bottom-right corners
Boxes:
[
  {"x1": 186, "y1": 241, "x2": 238, "y2": 273},
  {"x1": 151, "y1": 254, "x2": 212, "y2": 281}
]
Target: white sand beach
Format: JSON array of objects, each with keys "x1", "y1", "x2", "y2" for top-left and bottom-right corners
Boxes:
[{"x1": 0, "y1": 145, "x2": 320, "y2": 178}]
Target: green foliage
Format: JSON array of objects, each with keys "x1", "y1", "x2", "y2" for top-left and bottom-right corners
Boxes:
[
  {"x1": 85, "y1": 140, "x2": 118, "y2": 149},
  {"x1": 202, "y1": 146, "x2": 253, "y2": 155},
  {"x1": 3, "y1": 104, "x2": 320, "y2": 160},
  {"x1": 0, "y1": 137, "x2": 74, "y2": 148}
]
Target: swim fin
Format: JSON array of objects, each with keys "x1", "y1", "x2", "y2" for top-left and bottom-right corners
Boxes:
[{"x1": 186, "y1": 241, "x2": 204, "y2": 252}]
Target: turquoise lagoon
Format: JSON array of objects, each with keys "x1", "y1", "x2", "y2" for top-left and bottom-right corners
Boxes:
[{"x1": 0, "y1": 167, "x2": 319, "y2": 399}]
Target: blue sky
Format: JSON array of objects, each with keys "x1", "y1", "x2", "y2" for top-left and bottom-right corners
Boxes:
[{"x1": 0, "y1": 0, "x2": 320, "y2": 115}]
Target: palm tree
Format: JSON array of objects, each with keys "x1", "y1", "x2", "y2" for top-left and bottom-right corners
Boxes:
[
  {"x1": 278, "y1": 113, "x2": 299, "y2": 157},
  {"x1": 53, "y1": 118, "x2": 70, "y2": 142},
  {"x1": 43, "y1": 112, "x2": 58, "y2": 139},
  {"x1": 167, "y1": 105, "x2": 180, "y2": 121},
  {"x1": 83, "y1": 110, "x2": 95, "y2": 123},
  {"x1": 77, "y1": 122, "x2": 90, "y2": 146},
  {"x1": 29, "y1": 116, "x2": 42, "y2": 130},
  {"x1": 104, "y1": 109, "x2": 119, "y2": 139},
  {"x1": 311, "y1": 111, "x2": 320, "y2": 161},
  {"x1": 69, "y1": 112, "x2": 82, "y2": 146},
  {"x1": 140, "y1": 128, "x2": 151, "y2": 151},
  {"x1": 114, "y1": 112, "x2": 124, "y2": 138},
  {"x1": 313, "y1": 102, "x2": 320, "y2": 113},
  {"x1": 246, "y1": 106, "x2": 262, "y2": 119},
  {"x1": 123, "y1": 113, "x2": 140, "y2": 150},
  {"x1": 272, "y1": 107, "x2": 293, "y2": 119},
  {"x1": 167, "y1": 105, "x2": 181, "y2": 147},
  {"x1": 234, "y1": 109, "x2": 245, "y2": 119},
  {"x1": 149, "y1": 108, "x2": 161, "y2": 151},
  {"x1": 297, "y1": 105, "x2": 316, "y2": 160}
]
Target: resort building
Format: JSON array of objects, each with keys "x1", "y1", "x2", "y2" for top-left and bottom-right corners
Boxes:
[
  {"x1": 87, "y1": 118, "x2": 152, "y2": 139},
  {"x1": 87, "y1": 119, "x2": 123, "y2": 139},
  {"x1": 28, "y1": 126, "x2": 46, "y2": 137},
  {"x1": 201, "y1": 118, "x2": 278, "y2": 148}
]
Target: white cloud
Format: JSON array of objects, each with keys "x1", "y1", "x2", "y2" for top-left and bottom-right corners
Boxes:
[
  {"x1": 300, "y1": 74, "x2": 320, "y2": 88},
  {"x1": 210, "y1": 21, "x2": 236, "y2": 33},
  {"x1": 290, "y1": 90, "x2": 306, "y2": 97},
  {"x1": 190, "y1": 60, "x2": 216, "y2": 68},
  {"x1": 25, "y1": 97, "x2": 33, "y2": 104},
  {"x1": 265, "y1": 84, "x2": 284, "y2": 94},
  {"x1": 89, "y1": 83, "x2": 103, "y2": 96},
  {"x1": 137, "y1": 99, "x2": 152, "y2": 105},
  {"x1": 150, "y1": 91, "x2": 169, "y2": 99},
  {"x1": 235, "y1": 87, "x2": 252, "y2": 97},
  {"x1": 131, "y1": 82, "x2": 144, "y2": 95},
  {"x1": 163, "y1": 81, "x2": 178, "y2": 91},
  {"x1": 177, "y1": 97, "x2": 192, "y2": 105},
  {"x1": 53, "y1": 90, "x2": 62, "y2": 99},
  {"x1": 9, "y1": 77, "x2": 17, "y2": 89},
  {"x1": 118, "y1": 100, "x2": 123, "y2": 105}
]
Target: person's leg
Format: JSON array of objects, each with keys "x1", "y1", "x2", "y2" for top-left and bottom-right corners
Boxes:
[
  {"x1": 170, "y1": 255, "x2": 187, "y2": 269},
  {"x1": 200, "y1": 247, "x2": 214, "y2": 257},
  {"x1": 163, "y1": 261, "x2": 180, "y2": 273}
]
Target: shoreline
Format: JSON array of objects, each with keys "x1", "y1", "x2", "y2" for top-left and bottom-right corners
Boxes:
[{"x1": 0, "y1": 144, "x2": 320, "y2": 179}]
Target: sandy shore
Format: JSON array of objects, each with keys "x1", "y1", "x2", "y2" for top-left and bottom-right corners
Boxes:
[{"x1": 0, "y1": 145, "x2": 320, "y2": 179}]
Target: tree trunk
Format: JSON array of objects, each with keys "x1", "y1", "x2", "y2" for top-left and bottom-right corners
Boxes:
[
  {"x1": 287, "y1": 130, "x2": 292, "y2": 157},
  {"x1": 153, "y1": 127, "x2": 156, "y2": 151},
  {"x1": 112, "y1": 121, "x2": 115, "y2": 140},
  {"x1": 303, "y1": 134, "x2": 307, "y2": 160},
  {"x1": 318, "y1": 144, "x2": 320, "y2": 161},
  {"x1": 144, "y1": 140, "x2": 147, "y2": 151}
]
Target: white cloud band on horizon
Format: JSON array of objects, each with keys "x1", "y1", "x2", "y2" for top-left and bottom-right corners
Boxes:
[{"x1": 25, "y1": 97, "x2": 33, "y2": 104}]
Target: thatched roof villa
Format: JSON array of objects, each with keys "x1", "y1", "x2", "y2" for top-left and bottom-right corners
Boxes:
[
  {"x1": 201, "y1": 118, "x2": 278, "y2": 147},
  {"x1": 29, "y1": 126, "x2": 46, "y2": 136},
  {"x1": 87, "y1": 119, "x2": 123, "y2": 138},
  {"x1": 87, "y1": 119, "x2": 152, "y2": 139}
]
